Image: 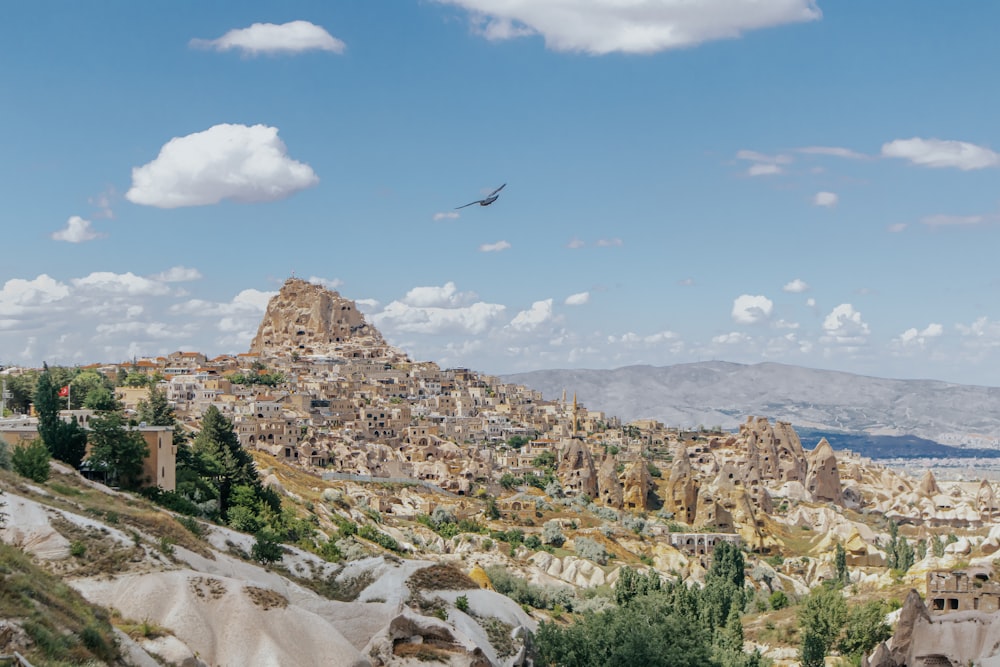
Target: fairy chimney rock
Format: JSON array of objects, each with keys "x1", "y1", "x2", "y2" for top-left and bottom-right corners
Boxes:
[
  {"x1": 805, "y1": 438, "x2": 844, "y2": 505},
  {"x1": 918, "y1": 470, "x2": 941, "y2": 497}
]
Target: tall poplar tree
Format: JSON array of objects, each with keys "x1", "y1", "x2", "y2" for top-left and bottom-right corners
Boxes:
[{"x1": 34, "y1": 364, "x2": 87, "y2": 467}]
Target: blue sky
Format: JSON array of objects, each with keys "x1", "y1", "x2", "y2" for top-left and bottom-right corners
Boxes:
[{"x1": 3, "y1": 1, "x2": 1000, "y2": 385}]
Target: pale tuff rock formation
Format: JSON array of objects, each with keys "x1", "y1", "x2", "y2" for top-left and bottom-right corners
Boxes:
[
  {"x1": 978, "y1": 479, "x2": 999, "y2": 519},
  {"x1": 805, "y1": 438, "x2": 844, "y2": 504},
  {"x1": 250, "y1": 278, "x2": 404, "y2": 360},
  {"x1": 860, "y1": 587, "x2": 1000, "y2": 667},
  {"x1": 557, "y1": 439, "x2": 599, "y2": 499},
  {"x1": 597, "y1": 455, "x2": 624, "y2": 509},
  {"x1": 664, "y1": 444, "x2": 698, "y2": 524},
  {"x1": 622, "y1": 459, "x2": 653, "y2": 511},
  {"x1": 918, "y1": 469, "x2": 941, "y2": 496},
  {"x1": 737, "y1": 416, "x2": 807, "y2": 485}
]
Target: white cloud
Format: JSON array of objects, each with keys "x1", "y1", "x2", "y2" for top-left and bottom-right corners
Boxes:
[
  {"x1": 153, "y1": 266, "x2": 202, "y2": 283},
  {"x1": 806, "y1": 297, "x2": 816, "y2": 307},
  {"x1": 72, "y1": 272, "x2": 171, "y2": 296},
  {"x1": 0, "y1": 275, "x2": 70, "y2": 317},
  {"x1": 508, "y1": 299, "x2": 553, "y2": 332},
  {"x1": 895, "y1": 323, "x2": 943, "y2": 348},
  {"x1": 401, "y1": 282, "x2": 476, "y2": 308},
  {"x1": 565, "y1": 292, "x2": 590, "y2": 306},
  {"x1": 373, "y1": 300, "x2": 506, "y2": 335},
  {"x1": 308, "y1": 276, "x2": 343, "y2": 290},
  {"x1": 821, "y1": 303, "x2": 870, "y2": 344},
  {"x1": 921, "y1": 213, "x2": 989, "y2": 227},
  {"x1": 51, "y1": 216, "x2": 101, "y2": 243},
  {"x1": 731, "y1": 294, "x2": 774, "y2": 324},
  {"x1": 737, "y1": 149, "x2": 792, "y2": 176},
  {"x1": 796, "y1": 146, "x2": 867, "y2": 159},
  {"x1": 191, "y1": 20, "x2": 346, "y2": 56},
  {"x1": 567, "y1": 238, "x2": 585, "y2": 249},
  {"x1": 126, "y1": 123, "x2": 318, "y2": 208},
  {"x1": 437, "y1": 0, "x2": 821, "y2": 54},
  {"x1": 434, "y1": 211, "x2": 460, "y2": 221},
  {"x1": 813, "y1": 191, "x2": 838, "y2": 207},
  {"x1": 595, "y1": 238, "x2": 623, "y2": 247},
  {"x1": 887, "y1": 222, "x2": 908, "y2": 233},
  {"x1": 881, "y1": 137, "x2": 1000, "y2": 171},
  {"x1": 712, "y1": 331, "x2": 751, "y2": 345},
  {"x1": 783, "y1": 278, "x2": 809, "y2": 293},
  {"x1": 171, "y1": 288, "x2": 276, "y2": 316},
  {"x1": 479, "y1": 240, "x2": 511, "y2": 252}
]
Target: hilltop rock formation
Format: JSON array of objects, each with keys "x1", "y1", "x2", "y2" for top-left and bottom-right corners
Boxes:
[
  {"x1": 622, "y1": 459, "x2": 653, "y2": 511},
  {"x1": 805, "y1": 438, "x2": 843, "y2": 504},
  {"x1": 250, "y1": 278, "x2": 404, "y2": 360}
]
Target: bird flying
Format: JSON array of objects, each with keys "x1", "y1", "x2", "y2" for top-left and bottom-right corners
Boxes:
[{"x1": 456, "y1": 183, "x2": 506, "y2": 209}]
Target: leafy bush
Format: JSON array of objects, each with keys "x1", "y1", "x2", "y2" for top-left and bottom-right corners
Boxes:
[
  {"x1": 769, "y1": 590, "x2": 789, "y2": 610},
  {"x1": 12, "y1": 439, "x2": 50, "y2": 482},
  {"x1": 456, "y1": 595, "x2": 470, "y2": 612},
  {"x1": 542, "y1": 520, "x2": 565, "y2": 547},
  {"x1": 574, "y1": 536, "x2": 609, "y2": 565}
]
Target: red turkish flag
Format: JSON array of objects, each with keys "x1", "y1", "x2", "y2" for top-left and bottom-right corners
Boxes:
[{"x1": 58, "y1": 385, "x2": 70, "y2": 397}]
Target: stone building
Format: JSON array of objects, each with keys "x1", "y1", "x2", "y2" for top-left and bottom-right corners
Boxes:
[{"x1": 926, "y1": 569, "x2": 1000, "y2": 613}]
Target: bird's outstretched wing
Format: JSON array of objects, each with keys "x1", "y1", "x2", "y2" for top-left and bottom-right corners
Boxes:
[
  {"x1": 488, "y1": 183, "x2": 507, "y2": 197},
  {"x1": 455, "y1": 200, "x2": 482, "y2": 209}
]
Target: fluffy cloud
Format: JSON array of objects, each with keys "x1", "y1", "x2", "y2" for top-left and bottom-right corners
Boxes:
[
  {"x1": 434, "y1": 211, "x2": 460, "y2": 221},
  {"x1": 881, "y1": 137, "x2": 1000, "y2": 171},
  {"x1": 126, "y1": 124, "x2": 318, "y2": 208},
  {"x1": 51, "y1": 216, "x2": 101, "y2": 243},
  {"x1": 191, "y1": 20, "x2": 346, "y2": 55},
  {"x1": 813, "y1": 191, "x2": 838, "y2": 207},
  {"x1": 479, "y1": 240, "x2": 511, "y2": 252},
  {"x1": 821, "y1": 303, "x2": 869, "y2": 344},
  {"x1": 595, "y1": 238, "x2": 623, "y2": 247},
  {"x1": 401, "y1": 282, "x2": 476, "y2": 308},
  {"x1": 72, "y1": 272, "x2": 171, "y2": 296},
  {"x1": 567, "y1": 238, "x2": 585, "y2": 249},
  {"x1": 712, "y1": 331, "x2": 751, "y2": 345},
  {"x1": 0, "y1": 275, "x2": 70, "y2": 317},
  {"x1": 887, "y1": 222, "x2": 908, "y2": 233},
  {"x1": 895, "y1": 323, "x2": 943, "y2": 348},
  {"x1": 372, "y1": 301, "x2": 506, "y2": 335},
  {"x1": 731, "y1": 294, "x2": 774, "y2": 324},
  {"x1": 153, "y1": 266, "x2": 202, "y2": 283},
  {"x1": 508, "y1": 299, "x2": 554, "y2": 332},
  {"x1": 783, "y1": 278, "x2": 809, "y2": 293},
  {"x1": 436, "y1": 0, "x2": 821, "y2": 54},
  {"x1": 565, "y1": 292, "x2": 590, "y2": 306}
]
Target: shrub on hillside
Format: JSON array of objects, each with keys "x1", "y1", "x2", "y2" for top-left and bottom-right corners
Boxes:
[
  {"x1": 574, "y1": 537, "x2": 609, "y2": 565},
  {"x1": 12, "y1": 439, "x2": 50, "y2": 483}
]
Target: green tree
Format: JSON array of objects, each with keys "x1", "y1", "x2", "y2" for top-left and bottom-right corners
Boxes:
[
  {"x1": 838, "y1": 600, "x2": 892, "y2": 661},
  {"x1": 86, "y1": 411, "x2": 150, "y2": 489},
  {"x1": 137, "y1": 387, "x2": 187, "y2": 447},
  {"x1": 834, "y1": 542, "x2": 848, "y2": 584},
  {"x1": 190, "y1": 405, "x2": 261, "y2": 519},
  {"x1": 73, "y1": 371, "x2": 114, "y2": 410},
  {"x1": 12, "y1": 439, "x2": 51, "y2": 482},
  {"x1": 251, "y1": 528, "x2": 284, "y2": 565},
  {"x1": 799, "y1": 630, "x2": 827, "y2": 667},
  {"x1": 535, "y1": 592, "x2": 719, "y2": 667},
  {"x1": 34, "y1": 364, "x2": 88, "y2": 467},
  {"x1": 797, "y1": 583, "x2": 848, "y2": 663}
]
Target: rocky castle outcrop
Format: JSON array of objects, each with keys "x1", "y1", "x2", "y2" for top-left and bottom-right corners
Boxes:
[{"x1": 250, "y1": 278, "x2": 405, "y2": 361}]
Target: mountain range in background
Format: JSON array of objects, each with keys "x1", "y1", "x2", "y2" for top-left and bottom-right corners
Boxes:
[{"x1": 502, "y1": 361, "x2": 1000, "y2": 459}]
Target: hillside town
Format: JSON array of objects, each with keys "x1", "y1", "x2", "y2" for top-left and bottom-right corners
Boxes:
[{"x1": 4, "y1": 278, "x2": 1000, "y2": 666}]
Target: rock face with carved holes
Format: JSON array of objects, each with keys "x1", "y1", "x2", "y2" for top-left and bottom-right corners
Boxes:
[
  {"x1": 250, "y1": 277, "x2": 404, "y2": 360},
  {"x1": 805, "y1": 438, "x2": 844, "y2": 505}
]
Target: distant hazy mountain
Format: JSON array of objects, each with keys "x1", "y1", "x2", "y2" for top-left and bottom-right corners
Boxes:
[{"x1": 502, "y1": 361, "x2": 1000, "y2": 448}]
